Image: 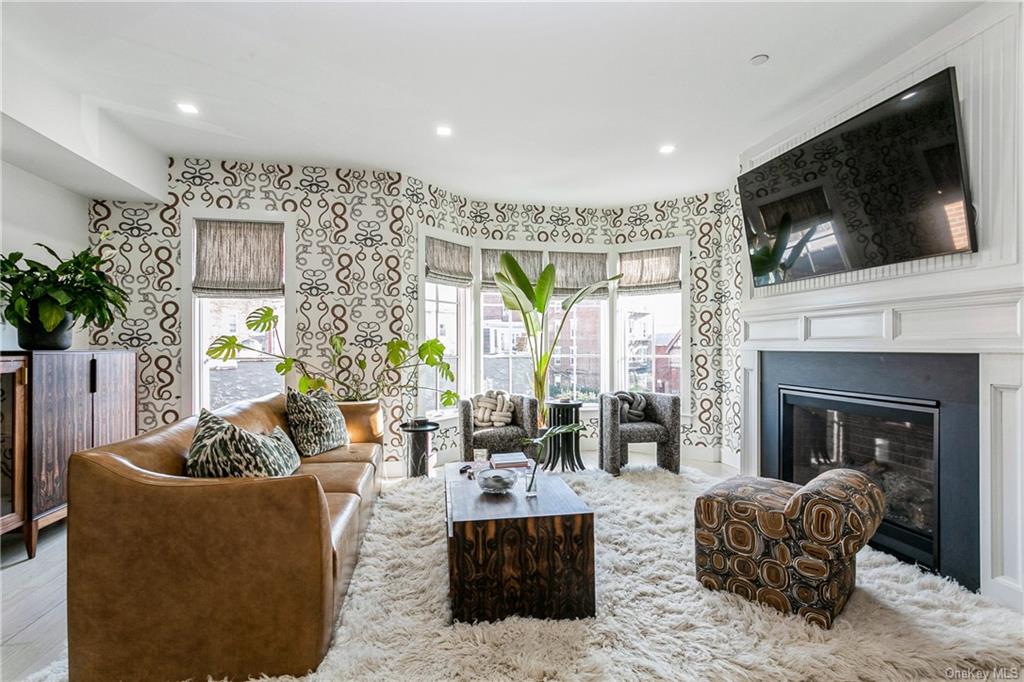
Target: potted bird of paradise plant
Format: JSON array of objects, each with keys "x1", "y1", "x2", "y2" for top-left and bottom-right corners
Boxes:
[{"x1": 494, "y1": 252, "x2": 620, "y2": 426}]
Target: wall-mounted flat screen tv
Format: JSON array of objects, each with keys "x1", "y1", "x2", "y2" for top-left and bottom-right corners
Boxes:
[{"x1": 737, "y1": 67, "x2": 977, "y2": 288}]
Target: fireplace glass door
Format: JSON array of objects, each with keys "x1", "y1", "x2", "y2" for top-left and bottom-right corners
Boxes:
[{"x1": 780, "y1": 386, "x2": 939, "y2": 568}]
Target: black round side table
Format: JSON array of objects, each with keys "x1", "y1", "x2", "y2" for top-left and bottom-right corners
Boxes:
[
  {"x1": 543, "y1": 400, "x2": 584, "y2": 472},
  {"x1": 399, "y1": 420, "x2": 439, "y2": 477}
]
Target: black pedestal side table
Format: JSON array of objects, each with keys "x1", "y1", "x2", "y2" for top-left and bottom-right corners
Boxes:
[
  {"x1": 543, "y1": 400, "x2": 584, "y2": 472},
  {"x1": 400, "y1": 420, "x2": 440, "y2": 477}
]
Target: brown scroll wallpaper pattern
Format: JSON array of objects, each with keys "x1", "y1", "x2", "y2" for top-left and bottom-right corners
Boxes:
[{"x1": 89, "y1": 157, "x2": 744, "y2": 462}]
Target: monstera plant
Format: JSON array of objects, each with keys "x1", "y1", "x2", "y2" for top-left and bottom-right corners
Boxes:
[
  {"x1": 207, "y1": 306, "x2": 458, "y2": 407},
  {"x1": 0, "y1": 234, "x2": 129, "y2": 350},
  {"x1": 494, "y1": 253, "x2": 621, "y2": 425}
]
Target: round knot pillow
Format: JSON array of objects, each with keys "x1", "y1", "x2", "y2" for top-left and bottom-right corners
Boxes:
[
  {"x1": 614, "y1": 391, "x2": 647, "y2": 422},
  {"x1": 473, "y1": 390, "x2": 515, "y2": 427}
]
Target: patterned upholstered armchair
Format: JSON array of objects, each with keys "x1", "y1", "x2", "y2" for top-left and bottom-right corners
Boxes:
[
  {"x1": 694, "y1": 469, "x2": 886, "y2": 629},
  {"x1": 598, "y1": 392, "x2": 680, "y2": 475},
  {"x1": 458, "y1": 395, "x2": 539, "y2": 462}
]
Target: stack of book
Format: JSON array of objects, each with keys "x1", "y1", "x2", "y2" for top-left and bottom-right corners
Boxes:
[{"x1": 490, "y1": 452, "x2": 532, "y2": 470}]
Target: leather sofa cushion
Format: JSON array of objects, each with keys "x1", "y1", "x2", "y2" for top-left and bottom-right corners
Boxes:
[
  {"x1": 297, "y1": 462, "x2": 376, "y2": 534},
  {"x1": 324, "y1": 493, "x2": 361, "y2": 615},
  {"x1": 297, "y1": 462, "x2": 374, "y2": 498},
  {"x1": 303, "y1": 443, "x2": 381, "y2": 469}
]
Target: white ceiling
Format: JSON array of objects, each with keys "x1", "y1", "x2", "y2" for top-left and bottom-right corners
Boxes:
[{"x1": 2, "y1": 2, "x2": 979, "y2": 206}]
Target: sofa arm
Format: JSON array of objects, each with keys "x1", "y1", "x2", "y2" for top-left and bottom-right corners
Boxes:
[
  {"x1": 783, "y1": 468, "x2": 886, "y2": 559},
  {"x1": 68, "y1": 452, "x2": 335, "y2": 682}
]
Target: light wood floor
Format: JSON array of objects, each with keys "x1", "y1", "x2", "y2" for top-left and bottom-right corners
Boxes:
[
  {"x1": 0, "y1": 454, "x2": 735, "y2": 681},
  {"x1": 1, "y1": 521, "x2": 68, "y2": 682}
]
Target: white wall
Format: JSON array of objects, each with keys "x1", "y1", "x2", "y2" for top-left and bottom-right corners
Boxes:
[{"x1": 1, "y1": 161, "x2": 92, "y2": 349}]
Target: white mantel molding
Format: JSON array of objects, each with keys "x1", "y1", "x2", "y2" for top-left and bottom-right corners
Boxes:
[{"x1": 741, "y1": 287, "x2": 1024, "y2": 355}]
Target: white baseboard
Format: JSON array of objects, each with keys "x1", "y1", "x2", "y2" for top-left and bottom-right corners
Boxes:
[
  {"x1": 681, "y1": 445, "x2": 721, "y2": 463},
  {"x1": 720, "y1": 446, "x2": 741, "y2": 470}
]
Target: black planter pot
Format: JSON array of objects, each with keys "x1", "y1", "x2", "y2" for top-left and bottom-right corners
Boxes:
[{"x1": 17, "y1": 311, "x2": 75, "y2": 351}]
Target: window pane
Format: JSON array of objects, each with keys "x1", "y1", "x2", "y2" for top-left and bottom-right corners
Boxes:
[
  {"x1": 201, "y1": 297, "x2": 285, "y2": 410},
  {"x1": 619, "y1": 291, "x2": 682, "y2": 395},
  {"x1": 436, "y1": 283, "x2": 458, "y2": 303},
  {"x1": 654, "y1": 354, "x2": 682, "y2": 394},
  {"x1": 510, "y1": 357, "x2": 533, "y2": 396},
  {"x1": 482, "y1": 356, "x2": 509, "y2": 392},
  {"x1": 546, "y1": 297, "x2": 605, "y2": 401},
  {"x1": 626, "y1": 356, "x2": 653, "y2": 391},
  {"x1": 437, "y1": 304, "x2": 458, "y2": 351}
]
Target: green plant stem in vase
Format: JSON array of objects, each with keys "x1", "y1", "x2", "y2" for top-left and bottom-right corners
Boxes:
[
  {"x1": 494, "y1": 253, "x2": 620, "y2": 427},
  {"x1": 521, "y1": 423, "x2": 584, "y2": 497}
]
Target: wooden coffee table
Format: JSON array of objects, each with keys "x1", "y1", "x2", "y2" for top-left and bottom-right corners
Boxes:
[{"x1": 444, "y1": 462, "x2": 595, "y2": 623}]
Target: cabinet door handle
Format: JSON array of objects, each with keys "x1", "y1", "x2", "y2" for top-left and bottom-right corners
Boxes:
[{"x1": 89, "y1": 357, "x2": 97, "y2": 394}]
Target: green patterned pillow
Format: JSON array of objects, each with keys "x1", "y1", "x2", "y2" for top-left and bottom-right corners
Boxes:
[
  {"x1": 186, "y1": 409, "x2": 300, "y2": 478},
  {"x1": 286, "y1": 388, "x2": 349, "y2": 457}
]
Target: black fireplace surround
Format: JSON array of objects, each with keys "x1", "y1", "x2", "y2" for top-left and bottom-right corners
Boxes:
[{"x1": 760, "y1": 351, "x2": 979, "y2": 591}]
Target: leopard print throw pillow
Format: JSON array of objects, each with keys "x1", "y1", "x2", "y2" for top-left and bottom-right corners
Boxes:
[
  {"x1": 286, "y1": 388, "x2": 349, "y2": 457},
  {"x1": 186, "y1": 409, "x2": 300, "y2": 478}
]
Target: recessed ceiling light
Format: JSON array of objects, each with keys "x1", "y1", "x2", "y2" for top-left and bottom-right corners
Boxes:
[
  {"x1": 176, "y1": 102, "x2": 199, "y2": 115},
  {"x1": 436, "y1": 125, "x2": 453, "y2": 137},
  {"x1": 749, "y1": 54, "x2": 770, "y2": 66},
  {"x1": 659, "y1": 144, "x2": 676, "y2": 155},
  {"x1": 901, "y1": 91, "x2": 917, "y2": 101}
]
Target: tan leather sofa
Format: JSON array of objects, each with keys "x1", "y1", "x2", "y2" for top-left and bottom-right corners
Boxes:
[{"x1": 67, "y1": 393, "x2": 384, "y2": 682}]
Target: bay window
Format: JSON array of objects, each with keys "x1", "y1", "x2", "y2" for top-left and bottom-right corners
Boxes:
[{"x1": 419, "y1": 231, "x2": 688, "y2": 412}]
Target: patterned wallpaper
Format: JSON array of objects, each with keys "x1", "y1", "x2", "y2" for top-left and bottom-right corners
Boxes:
[{"x1": 89, "y1": 157, "x2": 744, "y2": 463}]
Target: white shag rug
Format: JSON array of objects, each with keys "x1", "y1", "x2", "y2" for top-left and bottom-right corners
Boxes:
[{"x1": 30, "y1": 466, "x2": 1024, "y2": 682}]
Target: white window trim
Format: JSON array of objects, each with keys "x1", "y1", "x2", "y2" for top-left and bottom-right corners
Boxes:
[
  {"x1": 416, "y1": 226, "x2": 691, "y2": 419},
  {"x1": 180, "y1": 207, "x2": 298, "y2": 416}
]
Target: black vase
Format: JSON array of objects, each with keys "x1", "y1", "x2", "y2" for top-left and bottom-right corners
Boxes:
[{"x1": 17, "y1": 311, "x2": 75, "y2": 350}]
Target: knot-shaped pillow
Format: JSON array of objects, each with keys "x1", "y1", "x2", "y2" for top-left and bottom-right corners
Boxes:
[
  {"x1": 473, "y1": 390, "x2": 515, "y2": 427},
  {"x1": 614, "y1": 391, "x2": 647, "y2": 422}
]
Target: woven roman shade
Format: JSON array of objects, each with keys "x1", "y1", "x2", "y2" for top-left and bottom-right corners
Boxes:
[
  {"x1": 481, "y1": 248, "x2": 543, "y2": 289},
  {"x1": 192, "y1": 220, "x2": 285, "y2": 298},
  {"x1": 425, "y1": 237, "x2": 473, "y2": 286},
  {"x1": 618, "y1": 246, "x2": 682, "y2": 294},
  {"x1": 549, "y1": 251, "x2": 609, "y2": 297}
]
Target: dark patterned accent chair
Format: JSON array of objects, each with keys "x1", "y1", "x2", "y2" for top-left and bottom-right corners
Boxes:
[
  {"x1": 598, "y1": 392, "x2": 680, "y2": 475},
  {"x1": 694, "y1": 469, "x2": 886, "y2": 629},
  {"x1": 458, "y1": 395, "x2": 538, "y2": 462}
]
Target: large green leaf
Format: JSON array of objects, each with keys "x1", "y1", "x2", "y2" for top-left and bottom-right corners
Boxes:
[
  {"x1": 328, "y1": 334, "x2": 346, "y2": 356},
  {"x1": 386, "y1": 338, "x2": 411, "y2": 366},
  {"x1": 437, "y1": 361, "x2": 455, "y2": 382},
  {"x1": 245, "y1": 306, "x2": 278, "y2": 332},
  {"x1": 440, "y1": 389, "x2": 459, "y2": 407},
  {"x1": 417, "y1": 338, "x2": 446, "y2": 365},
  {"x1": 36, "y1": 298, "x2": 66, "y2": 332},
  {"x1": 206, "y1": 335, "x2": 243, "y2": 360},
  {"x1": 560, "y1": 274, "x2": 623, "y2": 311},
  {"x1": 48, "y1": 289, "x2": 71, "y2": 306},
  {"x1": 274, "y1": 357, "x2": 295, "y2": 375},
  {"x1": 498, "y1": 252, "x2": 535, "y2": 306},
  {"x1": 533, "y1": 264, "x2": 555, "y2": 313},
  {"x1": 495, "y1": 273, "x2": 535, "y2": 320}
]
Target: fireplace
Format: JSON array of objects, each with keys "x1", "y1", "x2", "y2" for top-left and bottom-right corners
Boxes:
[
  {"x1": 780, "y1": 386, "x2": 939, "y2": 568},
  {"x1": 760, "y1": 352, "x2": 979, "y2": 590}
]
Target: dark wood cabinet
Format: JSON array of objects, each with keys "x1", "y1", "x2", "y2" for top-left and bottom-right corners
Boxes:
[
  {"x1": 1, "y1": 356, "x2": 29, "y2": 547},
  {"x1": 1, "y1": 349, "x2": 136, "y2": 557}
]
